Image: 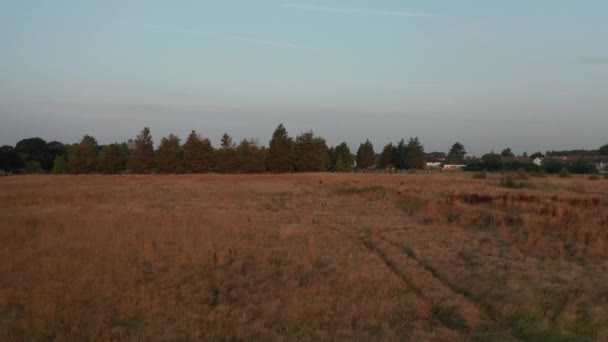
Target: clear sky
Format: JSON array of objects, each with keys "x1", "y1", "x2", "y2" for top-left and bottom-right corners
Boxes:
[{"x1": 1, "y1": 0, "x2": 607, "y2": 155}]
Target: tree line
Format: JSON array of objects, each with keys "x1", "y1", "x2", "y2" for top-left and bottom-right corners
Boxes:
[{"x1": 1, "y1": 124, "x2": 607, "y2": 175}]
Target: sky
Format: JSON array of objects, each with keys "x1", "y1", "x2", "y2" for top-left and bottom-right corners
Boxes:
[{"x1": 1, "y1": 0, "x2": 607, "y2": 155}]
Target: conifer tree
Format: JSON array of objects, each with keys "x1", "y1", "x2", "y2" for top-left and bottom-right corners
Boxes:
[
  {"x1": 182, "y1": 130, "x2": 214, "y2": 173},
  {"x1": 293, "y1": 131, "x2": 328, "y2": 172},
  {"x1": 267, "y1": 124, "x2": 294, "y2": 173},
  {"x1": 127, "y1": 127, "x2": 155, "y2": 173},
  {"x1": 156, "y1": 134, "x2": 182, "y2": 174},
  {"x1": 356, "y1": 139, "x2": 375, "y2": 169}
]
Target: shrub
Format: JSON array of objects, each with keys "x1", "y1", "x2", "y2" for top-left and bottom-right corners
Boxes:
[
  {"x1": 530, "y1": 169, "x2": 547, "y2": 178},
  {"x1": 472, "y1": 171, "x2": 487, "y2": 179},
  {"x1": 500, "y1": 175, "x2": 529, "y2": 189},
  {"x1": 24, "y1": 160, "x2": 42, "y2": 174},
  {"x1": 559, "y1": 168, "x2": 570, "y2": 178},
  {"x1": 515, "y1": 168, "x2": 529, "y2": 180}
]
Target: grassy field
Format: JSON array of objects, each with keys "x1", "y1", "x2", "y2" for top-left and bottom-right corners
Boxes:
[{"x1": 1, "y1": 173, "x2": 608, "y2": 341}]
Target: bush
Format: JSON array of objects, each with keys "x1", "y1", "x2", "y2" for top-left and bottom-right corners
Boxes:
[
  {"x1": 24, "y1": 160, "x2": 42, "y2": 174},
  {"x1": 559, "y1": 167, "x2": 570, "y2": 178},
  {"x1": 530, "y1": 168, "x2": 547, "y2": 178},
  {"x1": 500, "y1": 175, "x2": 529, "y2": 189},
  {"x1": 515, "y1": 168, "x2": 529, "y2": 180},
  {"x1": 472, "y1": 171, "x2": 487, "y2": 179}
]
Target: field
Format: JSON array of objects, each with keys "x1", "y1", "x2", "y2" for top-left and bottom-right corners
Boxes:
[{"x1": 1, "y1": 173, "x2": 608, "y2": 341}]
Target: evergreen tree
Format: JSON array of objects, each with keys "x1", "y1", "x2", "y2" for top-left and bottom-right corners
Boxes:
[
  {"x1": 334, "y1": 142, "x2": 353, "y2": 172},
  {"x1": 182, "y1": 130, "x2": 214, "y2": 173},
  {"x1": 236, "y1": 139, "x2": 267, "y2": 173},
  {"x1": 67, "y1": 135, "x2": 99, "y2": 174},
  {"x1": 156, "y1": 134, "x2": 182, "y2": 174},
  {"x1": 405, "y1": 137, "x2": 425, "y2": 169},
  {"x1": 52, "y1": 154, "x2": 67, "y2": 174},
  {"x1": 215, "y1": 133, "x2": 238, "y2": 173},
  {"x1": 393, "y1": 139, "x2": 408, "y2": 169},
  {"x1": 379, "y1": 143, "x2": 395, "y2": 169},
  {"x1": 127, "y1": 127, "x2": 155, "y2": 173},
  {"x1": 447, "y1": 142, "x2": 467, "y2": 164},
  {"x1": 267, "y1": 124, "x2": 294, "y2": 173},
  {"x1": 293, "y1": 131, "x2": 328, "y2": 172},
  {"x1": 599, "y1": 144, "x2": 608, "y2": 156},
  {"x1": 356, "y1": 139, "x2": 375, "y2": 169},
  {"x1": 97, "y1": 143, "x2": 128, "y2": 174},
  {"x1": 501, "y1": 148, "x2": 515, "y2": 158}
]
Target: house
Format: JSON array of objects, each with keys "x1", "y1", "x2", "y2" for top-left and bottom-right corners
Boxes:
[
  {"x1": 425, "y1": 162, "x2": 443, "y2": 169},
  {"x1": 533, "y1": 157, "x2": 543, "y2": 166},
  {"x1": 443, "y1": 164, "x2": 466, "y2": 171}
]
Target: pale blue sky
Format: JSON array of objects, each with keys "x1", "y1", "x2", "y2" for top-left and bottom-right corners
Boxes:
[{"x1": 1, "y1": 0, "x2": 607, "y2": 155}]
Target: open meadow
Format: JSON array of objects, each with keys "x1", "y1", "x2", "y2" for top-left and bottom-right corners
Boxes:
[{"x1": 1, "y1": 173, "x2": 608, "y2": 341}]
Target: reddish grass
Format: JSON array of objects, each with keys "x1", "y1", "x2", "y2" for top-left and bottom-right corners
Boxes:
[{"x1": 1, "y1": 173, "x2": 608, "y2": 340}]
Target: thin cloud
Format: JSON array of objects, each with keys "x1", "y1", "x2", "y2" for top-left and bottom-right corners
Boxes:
[
  {"x1": 282, "y1": 3, "x2": 436, "y2": 17},
  {"x1": 129, "y1": 22, "x2": 310, "y2": 50}
]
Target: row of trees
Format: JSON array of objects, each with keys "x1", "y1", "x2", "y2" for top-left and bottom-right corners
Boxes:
[
  {"x1": 2, "y1": 124, "x2": 607, "y2": 175},
  {"x1": 0, "y1": 125, "x2": 376, "y2": 174}
]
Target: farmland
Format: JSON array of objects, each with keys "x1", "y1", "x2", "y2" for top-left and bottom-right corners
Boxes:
[{"x1": 1, "y1": 173, "x2": 608, "y2": 341}]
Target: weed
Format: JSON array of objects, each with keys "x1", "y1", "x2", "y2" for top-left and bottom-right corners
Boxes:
[
  {"x1": 472, "y1": 171, "x2": 487, "y2": 179},
  {"x1": 395, "y1": 197, "x2": 424, "y2": 216}
]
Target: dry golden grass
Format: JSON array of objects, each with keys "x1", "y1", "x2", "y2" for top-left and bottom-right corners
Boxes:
[{"x1": 1, "y1": 173, "x2": 608, "y2": 341}]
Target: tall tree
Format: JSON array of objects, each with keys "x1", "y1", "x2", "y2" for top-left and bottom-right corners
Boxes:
[
  {"x1": 67, "y1": 135, "x2": 99, "y2": 174},
  {"x1": 267, "y1": 124, "x2": 294, "y2": 173},
  {"x1": 52, "y1": 155, "x2": 67, "y2": 174},
  {"x1": 127, "y1": 127, "x2": 155, "y2": 173},
  {"x1": 501, "y1": 148, "x2": 515, "y2": 158},
  {"x1": 182, "y1": 130, "x2": 214, "y2": 173},
  {"x1": 379, "y1": 143, "x2": 395, "y2": 169},
  {"x1": 293, "y1": 131, "x2": 328, "y2": 172},
  {"x1": 599, "y1": 144, "x2": 608, "y2": 156},
  {"x1": 405, "y1": 137, "x2": 425, "y2": 169},
  {"x1": 97, "y1": 143, "x2": 129, "y2": 174},
  {"x1": 447, "y1": 142, "x2": 467, "y2": 164},
  {"x1": 156, "y1": 134, "x2": 182, "y2": 174},
  {"x1": 0, "y1": 146, "x2": 23, "y2": 172},
  {"x1": 481, "y1": 152, "x2": 503, "y2": 171},
  {"x1": 356, "y1": 140, "x2": 375, "y2": 169},
  {"x1": 15, "y1": 137, "x2": 53, "y2": 171},
  {"x1": 215, "y1": 133, "x2": 238, "y2": 173},
  {"x1": 334, "y1": 142, "x2": 353, "y2": 172},
  {"x1": 236, "y1": 139, "x2": 267, "y2": 173},
  {"x1": 393, "y1": 139, "x2": 408, "y2": 169}
]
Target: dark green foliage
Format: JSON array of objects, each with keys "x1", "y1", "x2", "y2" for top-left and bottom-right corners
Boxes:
[
  {"x1": 155, "y1": 134, "x2": 182, "y2": 174},
  {"x1": 481, "y1": 152, "x2": 503, "y2": 171},
  {"x1": 52, "y1": 155, "x2": 67, "y2": 174},
  {"x1": 97, "y1": 143, "x2": 128, "y2": 174},
  {"x1": 267, "y1": 124, "x2": 294, "y2": 173},
  {"x1": 530, "y1": 151, "x2": 544, "y2": 159},
  {"x1": 356, "y1": 139, "x2": 375, "y2": 169},
  {"x1": 215, "y1": 133, "x2": 238, "y2": 173},
  {"x1": 182, "y1": 131, "x2": 214, "y2": 173},
  {"x1": 392, "y1": 139, "x2": 407, "y2": 169},
  {"x1": 15, "y1": 137, "x2": 53, "y2": 171},
  {"x1": 333, "y1": 142, "x2": 353, "y2": 172},
  {"x1": 405, "y1": 137, "x2": 425, "y2": 169},
  {"x1": 0, "y1": 145, "x2": 23, "y2": 172},
  {"x1": 236, "y1": 139, "x2": 267, "y2": 173},
  {"x1": 568, "y1": 158, "x2": 594, "y2": 174},
  {"x1": 24, "y1": 160, "x2": 42, "y2": 174},
  {"x1": 599, "y1": 144, "x2": 608, "y2": 156},
  {"x1": 379, "y1": 143, "x2": 395, "y2": 169},
  {"x1": 559, "y1": 167, "x2": 570, "y2": 178},
  {"x1": 127, "y1": 127, "x2": 155, "y2": 174},
  {"x1": 67, "y1": 135, "x2": 99, "y2": 174},
  {"x1": 501, "y1": 148, "x2": 515, "y2": 158},
  {"x1": 544, "y1": 159, "x2": 565, "y2": 174},
  {"x1": 293, "y1": 131, "x2": 328, "y2": 172},
  {"x1": 447, "y1": 142, "x2": 467, "y2": 164}
]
